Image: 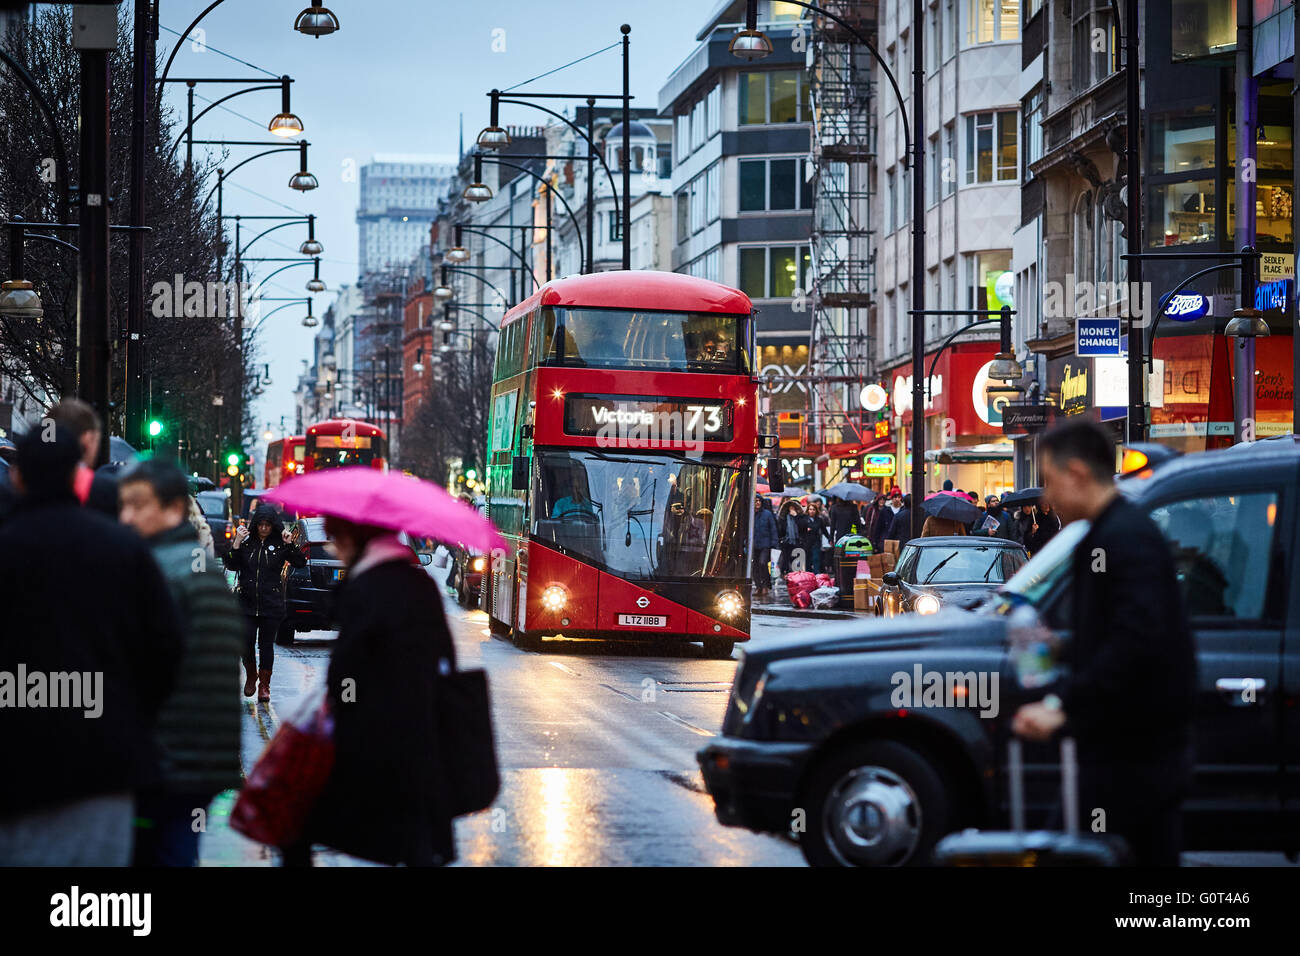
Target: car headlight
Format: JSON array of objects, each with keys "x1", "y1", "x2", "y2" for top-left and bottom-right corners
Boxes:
[
  {"x1": 715, "y1": 588, "x2": 745, "y2": 618},
  {"x1": 913, "y1": 593, "x2": 941, "y2": 615},
  {"x1": 471, "y1": 556, "x2": 486, "y2": 572},
  {"x1": 541, "y1": 585, "x2": 567, "y2": 612}
]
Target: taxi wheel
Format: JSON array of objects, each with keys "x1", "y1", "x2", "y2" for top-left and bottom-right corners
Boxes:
[
  {"x1": 701, "y1": 638, "x2": 734, "y2": 659},
  {"x1": 799, "y1": 740, "x2": 953, "y2": 868}
]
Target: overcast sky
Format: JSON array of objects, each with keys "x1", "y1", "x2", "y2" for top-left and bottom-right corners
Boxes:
[{"x1": 157, "y1": 0, "x2": 713, "y2": 440}]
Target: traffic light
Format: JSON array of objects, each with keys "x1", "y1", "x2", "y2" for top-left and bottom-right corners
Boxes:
[
  {"x1": 225, "y1": 450, "x2": 241, "y2": 479},
  {"x1": 147, "y1": 418, "x2": 164, "y2": 438}
]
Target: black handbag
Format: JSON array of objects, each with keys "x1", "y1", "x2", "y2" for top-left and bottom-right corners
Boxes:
[{"x1": 435, "y1": 662, "x2": 501, "y2": 817}]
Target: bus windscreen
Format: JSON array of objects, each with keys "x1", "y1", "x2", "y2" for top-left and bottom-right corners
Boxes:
[
  {"x1": 538, "y1": 307, "x2": 749, "y2": 374},
  {"x1": 532, "y1": 450, "x2": 750, "y2": 581}
]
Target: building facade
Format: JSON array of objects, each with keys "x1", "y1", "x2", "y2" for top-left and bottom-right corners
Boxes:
[{"x1": 357, "y1": 155, "x2": 458, "y2": 277}]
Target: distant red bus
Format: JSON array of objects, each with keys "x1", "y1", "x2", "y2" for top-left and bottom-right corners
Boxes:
[
  {"x1": 303, "y1": 418, "x2": 388, "y2": 472},
  {"x1": 265, "y1": 435, "x2": 306, "y2": 488},
  {"x1": 482, "y1": 271, "x2": 757, "y2": 658}
]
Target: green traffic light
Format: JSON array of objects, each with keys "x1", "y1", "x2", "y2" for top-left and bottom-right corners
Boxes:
[
  {"x1": 147, "y1": 419, "x2": 163, "y2": 438},
  {"x1": 465, "y1": 469, "x2": 477, "y2": 481},
  {"x1": 226, "y1": 452, "x2": 240, "y2": 467}
]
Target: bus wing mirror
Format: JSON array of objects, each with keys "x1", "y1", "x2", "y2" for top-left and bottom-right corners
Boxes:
[
  {"x1": 512, "y1": 456, "x2": 530, "y2": 491},
  {"x1": 757, "y1": 433, "x2": 778, "y2": 451},
  {"x1": 767, "y1": 457, "x2": 785, "y2": 493}
]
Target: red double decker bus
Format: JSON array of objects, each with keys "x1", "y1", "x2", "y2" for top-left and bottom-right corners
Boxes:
[
  {"x1": 303, "y1": 419, "x2": 389, "y2": 472},
  {"x1": 264, "y1": 435, "x2": 306, "y2": 487},
  {"x1": 483, "y1": 271, "x2": 757, "y2": 658}
]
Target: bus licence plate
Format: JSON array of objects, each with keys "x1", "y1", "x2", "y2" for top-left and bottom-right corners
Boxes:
[{"x1": 618, "y1": 614, "x2": 666, "y2": 627}]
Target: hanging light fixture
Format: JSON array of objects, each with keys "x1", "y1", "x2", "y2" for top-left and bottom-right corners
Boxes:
[
  {"x1": 462, "y1": 153, "x2": 493, "y2": 203},
  {"x1": 305, "y1": 257, "x2": 326, "y2": 292},
  {"x1": 433, "y1": 266, "x2": 454, "y2": 301},
  {"x1": 729, "y1": 0, "x2": 773, "y2": 61},
  {"x1": 268, "y1": 76, "x2": 304, "y2": 137},
  {"x1": 476, "y1": 90, "x2": 512, "y2": 150},
  {"x1": 288, "y1": 141, "x2": 318, "y2": 191},
  {"x1": 0, "y1": 279, "x2": 43, "y2": 320},
  {"x1": 302, "y1": 299, "x2": 319, "y2": 327},
  {"x1": 299, "y1": 215, "x2": 324, "y2": 255},
  {"x1": 294, "y1": 0, "x2": 340, "y2": 37},
  {"x1": 445, "y1": 224, "x2": 470, "y2": 262}
]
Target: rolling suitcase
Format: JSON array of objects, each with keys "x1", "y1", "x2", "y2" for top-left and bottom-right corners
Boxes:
[{"x1": 932, "y1": 737, "x2": 1129, "y2": 866}]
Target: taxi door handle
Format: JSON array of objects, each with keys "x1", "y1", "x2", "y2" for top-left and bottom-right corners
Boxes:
[{"x1": 1215, "y1": 678, "x2": 1267, "y2": 703}]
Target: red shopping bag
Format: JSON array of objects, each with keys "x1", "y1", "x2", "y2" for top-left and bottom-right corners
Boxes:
[{"x1": 230, "y1": 688, "x2": 334, "y2": 846}]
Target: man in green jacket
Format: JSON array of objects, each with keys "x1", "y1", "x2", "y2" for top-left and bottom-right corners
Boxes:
[{"x1": 118, "y1": 458, "x2": 244, "y2": 866}]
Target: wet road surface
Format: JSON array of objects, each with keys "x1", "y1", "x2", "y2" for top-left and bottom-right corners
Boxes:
[{"x1": 200, "y1": 603, "x2": 821, "y2": 866}]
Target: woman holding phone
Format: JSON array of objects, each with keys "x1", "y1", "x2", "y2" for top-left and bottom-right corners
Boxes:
[{"x1": 223, "y1": 505, "x2": 306, "y2": 700}]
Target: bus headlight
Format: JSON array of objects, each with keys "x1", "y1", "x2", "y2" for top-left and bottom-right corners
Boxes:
[
  {"x1": 471, "y1": 556, "x2": 487, "y2": 572},
  {"x1": 541, "y1": 585, "x2": 567, "y2": 612},
  {"x1": 715, "y1": 589, "x2": 745, "y2": 618},
  {"x1": 913, "y1": 593, "x2": 941, "y2": 615}
]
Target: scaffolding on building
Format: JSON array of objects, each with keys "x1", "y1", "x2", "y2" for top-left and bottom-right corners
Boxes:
[{"x1": 804, "y1": 1, "x2": 879, "y2": 461}]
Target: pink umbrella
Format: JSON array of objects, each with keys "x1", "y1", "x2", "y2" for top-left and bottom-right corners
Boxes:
[{"x1": 264, "y1": 467, "x2": 504, "y2": 553}]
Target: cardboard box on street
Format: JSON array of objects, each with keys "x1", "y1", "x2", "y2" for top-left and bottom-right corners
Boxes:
[
  {"x1": 884, "y1": 539, "x2": 899, "y2": 556},
  {"x1": 854, "y1": 579, "x2": 871, "y2": 611},
  {"x1": 881, "y1": 551, "x2": 897, "y2": 572}
]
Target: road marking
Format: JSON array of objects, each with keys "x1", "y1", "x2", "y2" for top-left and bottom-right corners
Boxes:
[
  {"x1": 657, "y1": 711, "x2": 715, "y2": 737},
  {"x1": 549, "y1": 661, "x2": 582, "y2": 678},
  {"x1": 599, "y1": 682, "x2": 640, "y2": 702}
]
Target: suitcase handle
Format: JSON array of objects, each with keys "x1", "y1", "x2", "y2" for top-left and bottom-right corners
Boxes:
[{"x1": 1007, "y1": 735, "x2": 1078, "y2": 834}]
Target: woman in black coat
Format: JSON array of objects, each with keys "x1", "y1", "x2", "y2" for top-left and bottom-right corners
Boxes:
[
  {"x1": 223, "y1": 504, "x2": 306, "y2": 700},
  {"x1": 281, "y1": 517, "x2": 456, "y2": 867}
]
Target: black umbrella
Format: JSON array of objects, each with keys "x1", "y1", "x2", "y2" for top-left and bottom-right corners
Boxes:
[
  {"x1": 1000, "y1": 487, "x2": 1043, "y2": 508},
  {"x1": 824, "y1": 482, "x2": 873, "y2": 503},
  {"x1": 920, "y1": 492, "x2": 981, "y2": 524}
]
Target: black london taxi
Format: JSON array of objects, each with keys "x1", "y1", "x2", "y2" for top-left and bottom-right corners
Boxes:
[{"x1": 699, "y1": 437, "x2": 1300, "y2": 866}]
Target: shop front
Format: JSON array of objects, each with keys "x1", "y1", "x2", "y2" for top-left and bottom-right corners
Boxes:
[{"x1": 886, "y1": 342, "x2": 1016, "y2": 499}]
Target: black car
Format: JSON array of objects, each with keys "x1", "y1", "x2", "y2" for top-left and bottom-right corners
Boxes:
[
  {"x1": 280, "y1": 516, "x2": 343, "y2": 640},
  {"x1": 876, "y1": 536, "x2": 1027, "y2": 617},
  {"x1": 195, "y1": 490, "x2": 233, "y2": 558},
  {"x1": 699, "y1": 438, "x2": 1300, "y2": 866}
]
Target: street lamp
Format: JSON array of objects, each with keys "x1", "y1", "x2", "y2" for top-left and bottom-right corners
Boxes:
[
  {"x1": 434, "y1": 266, "x2": 455, "y2": 301},
  {"x1": 462, "y1": 154, "x2": 493, "y2": 203},
  {"x1": 288, "y1": 142, "x2": 318, "y2": 191},
  {"x1": 299, "y1": 215, "x2": 324, "y2": 255},
  {"x1": 305, "y1": 257, "x2": 326, "y2": 292},
  {"x1": 302, "y1": 299, "x2": 318, "y2": 327},
  {"x1": 0, "y1": 280, "x2": 43, "y2": 320},
  {"x1": 728, "y1": 2, "x2": 774, "y2": 60},
  {"x1": 476, "y1": 92, "x2": 511, "y2": 149},
  {"x1": 445, "y1": 225, "x2": 471, "y2": 263},
  {"x1": 268, "y1": 76, "x2": 304, "y2": 137},
  {"x1": 295, "y1": 0, "x2": 340, "y2": 37}
]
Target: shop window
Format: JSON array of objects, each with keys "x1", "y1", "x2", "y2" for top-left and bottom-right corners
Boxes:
[
  {"x1": 1227, "y1": 182, "x2": 1295, "y2": 246},
  {"x1": 1151, "y1": 112, "x2": 1217, "y2": 174},
  {"x1": 1150, "y1": 180, "x2": 1217, "y2": 246}
]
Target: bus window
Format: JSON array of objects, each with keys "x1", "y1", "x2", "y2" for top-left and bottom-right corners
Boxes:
[
  {"x1": 532, "y1": 307, "x2": 557, "y2": 368},
  {"x1": 544, "y1": 308, "x2": 749, "y2": 374}
]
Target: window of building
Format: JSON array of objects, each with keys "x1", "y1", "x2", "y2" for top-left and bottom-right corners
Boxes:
[
  {"x1": 1072, "y1": 3, "x2": 1118, "y2": 92},
  {"x1": 944, "y1": 0, "x2": 957, "y2": 59},
  {"x1": 675, "y1": 189, "x2": 690, "y2": 243},
  {"x1": 675, "y1": 113, "x2": 690, "y2": 163},
  {"x1": 887, "y1": 168, "x2": 897, "y2": 233},
  {"x1": 706, "y1": 84, "x2": 721, "y2": 138},
  {"x1": 965, "y1": 110, "x2": 1018, "y2": 184},
  {"x1": 738, "y1": 245, "x2": 812, "y2": 298},
  {"x1": 1022, "y1": 87, "x2": 1044, "y2": 180},
  {"x1": 740, "y1": 70, "x2": 811, "y2": 125},
  {"x1": 928, "y1": 4, "x2": 942, "y2": 73},
  {"x1": 691, "y1": 97, "x2": 706, "y2": 152},
  {"x1": 1150, "y1": 111, "x2": 1217, "y2": 174},
  {"x1": 739, "y1": 157, "x2": 813, "y2": 212},
  {"x1": 609, "y1": 210, "x2": 622, "y2": 242},
  {"x1": 943, "y1": 123, "x2": 956, "y2": 195},
  {"x1": 968, "y1": 0, "x2": 1019, "y2": 44},
  {"x1": 928, "y1": 134, "x2": 941, "y2": 205},
  {"x1": 963, "y1": 250, "x2": 1011, "y2": 309},
  {"x1": 674, "y1": 163, "x2": 721, "y2": 242},
  {"x1": 1149, "y1": 179, "x2": 1217, "y2": 247}
]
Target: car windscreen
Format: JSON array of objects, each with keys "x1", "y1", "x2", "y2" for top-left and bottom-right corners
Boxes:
[
  {"x1": 299, "y1": 517, "x2": 331, "y2": 544},
  {"x1": 196, "y1": 493, "x2": 227, "y2": 519},
  {"x1": 899, "y1": 545, "x2": 1013, "y2": 585},
  {"x1": 988, "y1": 519, "x2": 1091, "y2": 610}
]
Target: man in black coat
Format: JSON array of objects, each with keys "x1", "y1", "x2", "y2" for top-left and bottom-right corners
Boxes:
[
  {"x1": 223, "y1": 504, "x2": 307, "y2": 700},
  {"x1": 1013, "y1": 420, "x2": 1196, "y2": 866},
  {"x1": 0, "y1": 427, "x2": 183, "y2": 865}
]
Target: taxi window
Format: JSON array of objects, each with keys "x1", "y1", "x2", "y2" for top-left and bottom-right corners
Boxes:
[{"x1": 1148, "y1": 491, "x2": 1278, "y2": 621}]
